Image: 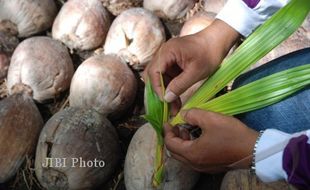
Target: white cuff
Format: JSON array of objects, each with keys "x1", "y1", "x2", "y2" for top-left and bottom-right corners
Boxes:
[
  {"x1": 216, "y1": 0, "x2": 290, "y2": 37},
  {"x1": 255, "y1": 129, "x2": 290, "y2": 182}
]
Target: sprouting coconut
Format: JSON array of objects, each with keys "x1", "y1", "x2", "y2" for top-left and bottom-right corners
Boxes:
[
  {"x1": 103, "y1": 8, "x2": 165, "y2": 70},
  {"x1": 0, "y1": 84, "x2": 43, "y2": 182},
  {"x1": 143, "y1": 0, "x2": 198, "y2": 20},
  {"x1": 7, "y1": 36, "x2": 74, "y2": 103},
  {"x1": 125, "y1": 123, "x2": 200, "y2": 190},
  {"x1": 35, "y1": 107, "x2": 121, "y2": 190},
  {"x1": 0, "y1": 0, "x2": 57, "y2": 37},
  {"x1": 52, "y1": 0, "x2": 112, "y2": 51},
  {"x1": 101, "y1": 0, "x2": 143, "y2": 16},
  {"x1": 69, "y1": 54, "x2": 137, "y2": 119}
]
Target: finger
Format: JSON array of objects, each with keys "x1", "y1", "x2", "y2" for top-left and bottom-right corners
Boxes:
[
  {"x1": 179, "y1": 127, "x2": 191, "y2": 140},
  {"x1": 164, "y1": 124, "x2": 193, "y2": 156},
  {"x1": 180, "y1": 109, "x2": 208, "y2": 127},
  {"x1": 164, "y1": 68, "x2": 201, "y2": 102},
  {"x1": 147, "y1": 65, "x2": 164, "y2": 99},
  {"x1": 169, "y1": 152, "x2": 190, "y2": 164},
  {"x1": 170, "y1": 98, "x2": 182, "y2": 116}
]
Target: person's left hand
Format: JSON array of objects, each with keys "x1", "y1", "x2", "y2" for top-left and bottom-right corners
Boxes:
[{"x1": 164, "y1": 109, "x2": 259, "y2": 173}]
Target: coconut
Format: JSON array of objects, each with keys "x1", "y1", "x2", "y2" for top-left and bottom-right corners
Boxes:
[
  {"x1": 101, "y1": 0, "x2": 143, "y2": 16},
  {"x1": 203, "y1": 0, "x2": 227, "y2": 14},
  {"x1": 0, "y1": 0, "x2": 57, "y2": 37},
  {"x1": 69, "y1": 54, "x2": 137, "y2": 118},
  {"x1": 0, "y1": 21, "x2": 19, "y2": 81},
  {"x1": 52, "y1": 0, "x2": 111, "y2": 51},
  {"x1": 180, "y1": 11, "x2": 214, "y2": 37},
  {"x1": 221, "y1": 169, "x2": 297, "y2": 190},
  {"x1": 0, "y1": 84, "x2": 43, "y2": 182},
  {"x1": 143, "y1": 0, "x2": 198, "y2": 20},
  {"x1": 7, "y1": 36, "x2": 74, "y2": 103},
  {"x1": 103, "y1": 8, "x2": 165, "y2": 70},
  {"x1": 0, "y1": 53, "x2": 9, "y2": 81},
  {"x1": 35, "y1": 107, "x2": 121, "y2": 190},
  {"x1": 125, "y1": 123, "x2": 200, "y2": 190}
]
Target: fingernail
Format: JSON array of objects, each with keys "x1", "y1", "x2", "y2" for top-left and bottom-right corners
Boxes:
[{"x1": 164, "y1": 90, "x2": 177, "y2": 103}]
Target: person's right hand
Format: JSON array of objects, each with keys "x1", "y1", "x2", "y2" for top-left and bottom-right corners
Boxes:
[{"x1": 145, "y1": 19, "x2": 240, "y2": 112}]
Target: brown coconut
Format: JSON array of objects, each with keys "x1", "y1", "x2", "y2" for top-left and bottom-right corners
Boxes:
[
  {"x1": 69, "y1": 54, "x2": 137, "y2": 118},
  {"x1": 203, "y1": 0, "x2": 228, "y2": 14},
  {"x1": 180, "y1": 11, "x2": 214, "y2": 36},
  {"x1": 0, "y1": 84, "x2": 43, "y2": 182},
  {"x1": 0, "y1": 53, "x2": 9, "y2": 81},
  {"x1": 7, "y1": 36, "x2": 74, "y2": 103},
  {"x1": 0, "y1": 21, "x2": 19, "y2": 81},
  {"x1": 125, "y1": 123, "x2": 200, "y2": 190},
  {"x1": 0, "y1": 0, "x2": 57, "y2": 37},
  {"x1": 104, "y1": 8, "x2": 165, "y2": 70},
  {"x1": 101, "y1": 0, "x2": 143, "y2": 16},
  {"x1": 143, "y1": 0, "x2": 198, "y2": 20},
  {"x1": 52, "y1": 0, "x2": 111, "y2": 51},
  {"x1": 35, "y1": 107, "x2": 121, "y2": 190},
  {"x1": 221, "y1": 169, "x2": 297, "y2": 190}
]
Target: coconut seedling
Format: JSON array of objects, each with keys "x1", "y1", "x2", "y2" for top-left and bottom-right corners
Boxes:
[
  {"x1": 52, "y1": 0, "x2": 111, "y2": 51},
  {"x1": 0, "y1": 84, "x2": 44, "y2": 182},
  {"x1": 125, "y1": 123, "x2": 199, "y2": 190},
  {"x1": 7, "y1": 36, "x2": 74, "y2": 103},
  {"x1": 104, "y1": 8, "x2": 165, "y2": 70},
  {"x1": 35, "y1": 107, "x2": 121, "y2": 189},
  {"x1": 101, "y1": 0, "x2": 143, "y2": 16},
  {"x1": 143, "y1": 0, "x2": 198, "y2": 20},
  {"x1": 137, "y1": 0, "x2": 310, "y2": 189},
  {"x1": 69, "y1": 54, "x2": 137, "y2": 119},
  {"x1": 0, "y1": 0, "x2": 57, "y2": 37}
]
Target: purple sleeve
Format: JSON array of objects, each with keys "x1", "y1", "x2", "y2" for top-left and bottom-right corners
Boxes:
[
  {"x1": 242, "y1": 0, "x2": 260, "y2": 8},
  {"x1": 283, "y1": 135, "x2": 310, "y2": 189}
]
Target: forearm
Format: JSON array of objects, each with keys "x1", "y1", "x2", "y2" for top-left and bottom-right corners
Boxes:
[{"x1": 255, "y1": 129, "x2": 310, "y2": 189}]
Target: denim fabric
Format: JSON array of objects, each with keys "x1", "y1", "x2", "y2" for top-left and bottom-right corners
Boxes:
[{"x1": 233, "y1": 48, "x2": 310, "y2": 133}]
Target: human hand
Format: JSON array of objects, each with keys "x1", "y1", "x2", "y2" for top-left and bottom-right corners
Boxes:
[
  {"x1": 164, "y1": 109, "x2": 258, "y2": 173},
  {"x1": 145, "y1": 19, "x2": 240, "y2": 113}
]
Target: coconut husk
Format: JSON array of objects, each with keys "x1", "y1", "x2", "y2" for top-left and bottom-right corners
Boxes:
[{"x1": 221, "y1": 169, "x2": 297, "y2": 190}]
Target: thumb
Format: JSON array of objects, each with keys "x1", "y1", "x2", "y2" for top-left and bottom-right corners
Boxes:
[{"x1": 164, "y1": 69, "x2": 199, "y2": 103}]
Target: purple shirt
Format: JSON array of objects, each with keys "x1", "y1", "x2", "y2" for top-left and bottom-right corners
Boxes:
[{"x1": 243, "y1": 0, "x2": 260, "y2": 8}]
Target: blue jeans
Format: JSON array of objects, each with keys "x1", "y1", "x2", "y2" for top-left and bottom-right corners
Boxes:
[{"x1": 233, "y1": 48, "x2": 310, "y2": 133}]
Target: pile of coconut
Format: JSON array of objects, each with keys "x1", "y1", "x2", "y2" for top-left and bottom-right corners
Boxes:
[{"x1": 0, "y1": 0, "x2": 308, "y2": 189}]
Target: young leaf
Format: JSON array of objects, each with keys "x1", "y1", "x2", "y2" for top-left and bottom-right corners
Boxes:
[
  {"x1": 169, "y1": 64, "x2": 309, "y2": 124},
  {"x1": 171, "y1": 0, "x2": 310, "y2": 125},
  {"x1": 144, "y1": 73, "x2": 168, "y2": 188}
]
